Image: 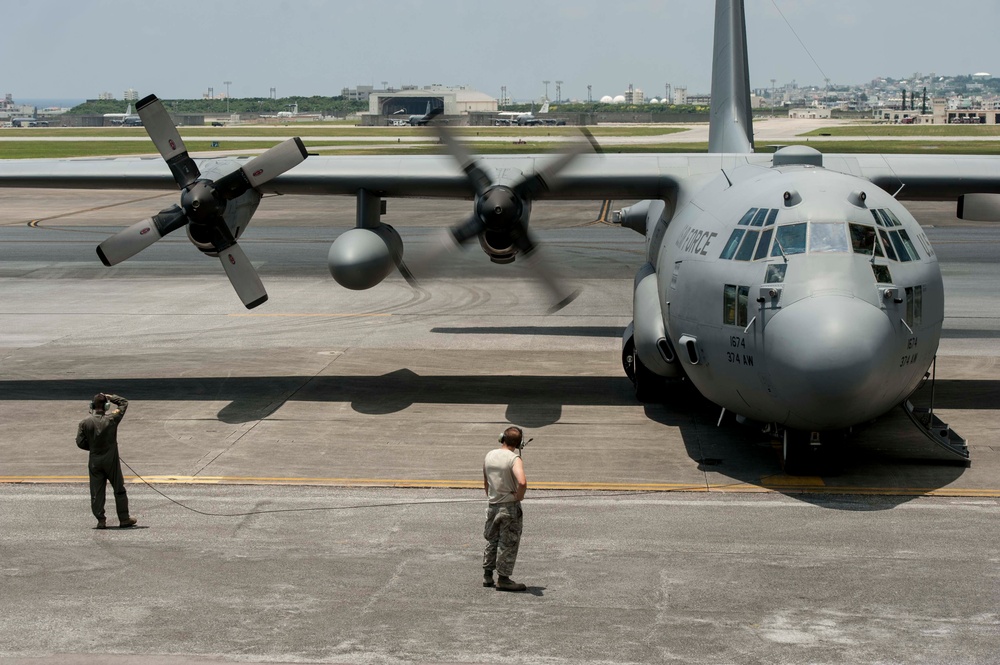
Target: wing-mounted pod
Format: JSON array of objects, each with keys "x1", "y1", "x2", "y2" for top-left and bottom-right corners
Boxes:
[{"x1": 328, "y1": 190, "x2": 412, "y2": 290}]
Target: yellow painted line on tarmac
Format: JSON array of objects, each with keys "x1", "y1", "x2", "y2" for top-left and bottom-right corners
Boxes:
[
  {"x1": 3, "y1": 475, "x2": 1000, "y2": 497},
  {"x1": 760, "y1": 474, "x2": 826, "y2": 487},
  {"x1": 228, "y1": 313, "x2": 393, "y2": 318}
]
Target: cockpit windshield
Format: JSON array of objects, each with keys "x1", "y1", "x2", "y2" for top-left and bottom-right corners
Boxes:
[{"x1": 720, "y1": 210, "x2": 920, "y2": 263}]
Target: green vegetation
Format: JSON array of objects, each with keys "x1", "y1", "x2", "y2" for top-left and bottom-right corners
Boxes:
[{"x1": 68, "y1": 96, "x2": 368, "y2": 117}]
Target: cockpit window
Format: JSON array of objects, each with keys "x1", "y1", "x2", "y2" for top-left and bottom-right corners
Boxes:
[
  {"x1": 889, "y1": 230, "x2": 915, "y2": 262},
  {"x1": 897, "y1": 229, "x2": 920, "y2": 260},
  {"x1": 754, "y1": 228, "x2": 774, "y2": 261},
  {"x1": 719, "y1": 229, "x2": 746, "y2": 260},
  {"x1": 809, "y1": 222, "x2": 850, "y2": 253},
  {"x1": 734, "y1": 229, "x2": 760, "y2": 261},
  {"x1": 878, "y1": 229, "x2": 898, "y2": 261},
  {"x1": 849, "y1": 224, "x2": 885, "y2": 256},
  {"x1": 737, "y1": 209, "x2": 758, "y2": 226},
  {"x1": 749, "y1": 209, "x2": 769, "y2": 227},
  {"x1": 882, "y1": 208, "x2": 903, "y2": 226},
  {"x1": 771, "y1": 223, "x2": 807, "y2": 257},
  {"x1": 872, "y1": 264, "x2": 892, "y2": 283},
  {"x1": 765, "y1": 209, "x2": 778, "y2": 226}
]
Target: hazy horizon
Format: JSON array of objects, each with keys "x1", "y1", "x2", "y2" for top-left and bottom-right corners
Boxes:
[{"x1": 3, "y1": 1, "x2": 997, "y2": 103}]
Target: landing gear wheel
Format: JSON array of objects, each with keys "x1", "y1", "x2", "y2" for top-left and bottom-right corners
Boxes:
[
  {"x1": 633, "y1": 352, "x2": 663, "y2": 403},
  {"x1": 782, "y1": 429, "x2": 818, "y2": 476}
]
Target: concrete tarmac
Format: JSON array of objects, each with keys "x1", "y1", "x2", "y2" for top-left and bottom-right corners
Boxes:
[{"x1": 0, "y1": 187, "x2": 999, "y2": 663}]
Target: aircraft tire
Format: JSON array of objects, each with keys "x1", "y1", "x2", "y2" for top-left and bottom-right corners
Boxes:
[{"x1": 633, "y1": 352, "x2": 663, "y2": 403}]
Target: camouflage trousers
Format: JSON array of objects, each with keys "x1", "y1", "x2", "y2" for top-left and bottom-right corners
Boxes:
[{"x1": 483, "y1": 502, "x2": 523, "y2": 577}]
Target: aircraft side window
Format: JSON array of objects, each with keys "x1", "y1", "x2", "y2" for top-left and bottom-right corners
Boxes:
[
  {"x1": 878, "y1": 229, "x2": 899, "y2": 261},
  {"x1": 898, "y1": 229, "x2": 920, "y2": 260},
  {"x1": 750, "y1": 209, "x2": 769, "y2": 227},
  {"x1": 724, "y1": 284, "x2": 737, "y2": 325},
  {"x1": 809, "y1": 222, "x2": 849, "y2": 253},
  {"x1": 735, "y1": 230, "x2": 760, "y2": 261},
  {"x1": 737, "y1": 286, "x2": 750, "y2": 327},
  {"x1": 913, "y1": 285, "x2": 923, "y2": 325},
  {"x1": 737, "y1": 209, "x2": 758, "y2": 226},
  {"x1": 872, "y1": 264, "x2": 892, "y2": 283},
  {"x1": 771, "y1": 223, "x2": 807, "y2": 256},
  {"x1": 754, "y1": 228, "x2": 774, "y2": 261},
  {"x1": 905, "y1": 287, "x2": 915, "y2": 326},
  {"x1": 765, "y1": 264, "x2": 787, "y2": 284},
  {"x1": 720, "y1": 229, "x2": 745, "y2": 260},
  {"x1": 671, "y1": 261, "x2": 682, "y2": 290},
  {"x1": 764, "y1": 209, "x2": 778, "y2": 226},
  {"x1": 849, "y1": 223, "x2": 883, "y2": 256},
  {"x1": 889, "y1": 231, "x2": 913, "y2": 262}
]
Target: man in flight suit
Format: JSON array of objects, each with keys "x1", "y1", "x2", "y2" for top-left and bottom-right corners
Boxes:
[
  {"x1": 482, "y1": 425, "x2": 528, "y2": 592},
  {"x1": 76, "y1": 393, "x2": 137, "y2": 529}
]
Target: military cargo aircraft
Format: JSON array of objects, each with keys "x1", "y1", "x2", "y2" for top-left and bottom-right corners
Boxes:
[{"x1": 1, "y1": 0, "x2": 998, "y2": 468}]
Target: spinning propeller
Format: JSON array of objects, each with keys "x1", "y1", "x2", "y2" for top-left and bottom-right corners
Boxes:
[
  {"x1": 407, "y1": 116, "x2": 599, "y2": 312},
  {"x1": 96, "y1": 94, "x2": 308, "y2": 309}
]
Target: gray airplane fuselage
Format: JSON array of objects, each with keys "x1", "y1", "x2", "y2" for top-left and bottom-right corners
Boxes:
[{"x1": 652, "y1": 162, "x2": 942, "y2": 431}]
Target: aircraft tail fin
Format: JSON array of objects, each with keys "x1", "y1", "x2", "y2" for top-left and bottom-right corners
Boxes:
[
  {"x1": 539, "y1": 101, "x2": 550, "y2": 114},
  {"x1": 125, "y1": 103, "x2": 132, "y2": 116},
  {"x1": 425, "y1": 101, "x2": 431, "y2": 115},
  {"x1": 708, "y1": 0, "x2": 754, "y2": 153}
]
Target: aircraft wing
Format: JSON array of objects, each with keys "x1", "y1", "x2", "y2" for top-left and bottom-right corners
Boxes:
[
  {"x1": 1, "y1": 152, "x2": 1000, "y2": 202},
  {"x1": 822, "y1": 154, "x2": 1000, "y2": 200}
]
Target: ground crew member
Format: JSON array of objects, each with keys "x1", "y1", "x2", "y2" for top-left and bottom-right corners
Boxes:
[
  {"x1": 76, "y1": 393, "x2": 137, "y2": 529},
  {"x1": 482, "y1": 425, "x2": 528, "y2": 592}
]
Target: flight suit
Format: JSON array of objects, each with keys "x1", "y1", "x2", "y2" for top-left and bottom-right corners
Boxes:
[{"x1": 76, "y1": 395, "x2": 130, "y2": 523}]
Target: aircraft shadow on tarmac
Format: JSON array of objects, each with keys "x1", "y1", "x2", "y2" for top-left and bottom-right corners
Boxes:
[{"x1": 3, "y1": 371, "x2": 980, "y2": 509}]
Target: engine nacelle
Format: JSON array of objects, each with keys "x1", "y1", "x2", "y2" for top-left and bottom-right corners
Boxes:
[
  {"x1": 186, "y1": 188, "x2": 261, "y2": 256},
  {"x1": 478, "y1": 230, "x2": 517, "y2": 264},
  {"x1": 632, "y1": 262, "x2": 683, "y2": 379},
  {"x1": 328, "y1": 224, "x2": 403, "y2": 290}
]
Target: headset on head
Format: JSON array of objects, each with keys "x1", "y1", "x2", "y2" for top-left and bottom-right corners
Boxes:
[{"x1": 499, "y1": 426, "x2": 523, "y2": 446}]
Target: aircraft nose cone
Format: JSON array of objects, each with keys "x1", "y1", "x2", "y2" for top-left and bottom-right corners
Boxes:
[{"x1": 766, "y1": 295, "x2": 896, "y2": 429}]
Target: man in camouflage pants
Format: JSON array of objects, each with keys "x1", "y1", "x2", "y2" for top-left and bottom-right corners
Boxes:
[
  {"x1": 482, "y1": 426, "x2": 528, "y2": 592},
  {"x1": 76, "y1": 393, "x2": 138, "y2": 529}
]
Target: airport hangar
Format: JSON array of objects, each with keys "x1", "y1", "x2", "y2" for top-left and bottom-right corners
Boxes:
[{"x1": 361, "y1": 86, "x2": 497, "y2": 126}]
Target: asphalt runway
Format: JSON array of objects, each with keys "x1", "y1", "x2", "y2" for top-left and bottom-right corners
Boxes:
[{"x1": 1, "y1": 187, "x2": 999, "y2": 663}]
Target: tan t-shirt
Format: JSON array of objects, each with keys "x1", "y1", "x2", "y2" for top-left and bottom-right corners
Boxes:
[{"x1": 484, "y1": 447, "x2": 520, "y2": 504}]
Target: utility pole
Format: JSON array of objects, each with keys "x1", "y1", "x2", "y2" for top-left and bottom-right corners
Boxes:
[
  {"x1": 587, "y1": 84, "x2": 592, "y2": 103},
  {"x1": 224, "y1": 81, "x2": 232, "y2": 113},
  {"x1": 542, "y1": 80, "x2": 550, "y2": 101},
  {"x1": 771, "y1": 78, "x2": 776, "y2": 114},
  {"x1": 555, "y1": 80, "x2": 563, "y2": 103},
  {"x1": 501, "y1": 85, "x2": 507, "y2": 109}
]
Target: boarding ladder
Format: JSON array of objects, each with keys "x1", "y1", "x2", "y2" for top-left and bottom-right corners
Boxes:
[{"x1": 901, "y1": 357, "x2": 970, "y2": 463}]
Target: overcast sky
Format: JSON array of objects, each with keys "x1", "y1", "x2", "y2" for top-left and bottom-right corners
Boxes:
[{"x1": 4, "y1": 0, "x2": 998, "y2": 102}]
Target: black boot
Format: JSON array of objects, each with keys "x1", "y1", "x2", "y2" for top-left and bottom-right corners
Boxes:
[
  {"x1": 496, "y1": 576, "x2": 526, "y2": 592},
  {"x1": 483, "y1": 571, "x2": 495, "y2": 587}
]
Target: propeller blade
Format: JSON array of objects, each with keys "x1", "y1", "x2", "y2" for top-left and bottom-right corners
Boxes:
[
  {"x1": 515, "y1": 138, "x2": 593, "y2": 200},
  {"x1": 95, "y1": 206, "x2": 187, "y2": 266},
  {"x1": 213, "y1": 137, "x2": 309, "y2": 201},
  {"x1": 137, "y1": 94, "x2": 200, "y2": 189},
  {"x1": 241, "y1": 137, "x2": 309, "y2": 190},
  {"x1": 430, "y1": 122, "x2": 492, "y2": 196},
  {"x1": 217, "y1": 243, "x2": 268, "y2": 309},
  {"x1": 512, "y1": 226, "x2": 580, "y2": 313}
]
